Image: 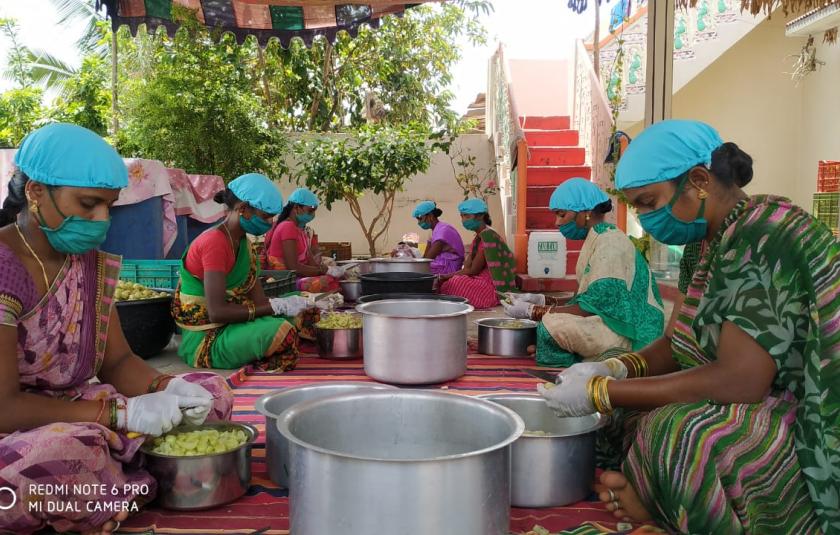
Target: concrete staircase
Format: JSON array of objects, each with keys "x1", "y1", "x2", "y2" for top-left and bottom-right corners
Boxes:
[{"x1": 516, "y1": 115, "x2": 592, "y2": 293}]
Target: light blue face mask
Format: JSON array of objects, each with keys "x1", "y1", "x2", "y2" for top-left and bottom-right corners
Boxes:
[
  {"x1": 240, "y1": 214, "x2": 272, "y2": 236},
  {"x1": 638, "y1": 174, "x2": 707, "y2": 245},
  {"x1": 418, "y1": 217, "x2": 432, "y2": 230},
  {"x1": 462, "y1": 217, "x2": 482, "y2": 232},
  {"x1": 559, "y1": 220, "x2": 588, "y2": 240},
  {"x1": 36, "y1": 189, "x2": 111, "y2": 255},
  {"x1": 295, "y1": 212, "x2": 314, "y2": 228}
]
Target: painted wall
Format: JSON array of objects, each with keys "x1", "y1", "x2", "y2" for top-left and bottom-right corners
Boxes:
[
  {"x1": 799, "y1": 36, "x2": 840, "y2": 195},
  {"x1": 278, "y1": 134, "x2": 502, "y2": 257},
  {"x1": 508, "y1": 59, "x2": 571, "y2": 118},
  {"x1": 624, "y1": 15, "x2": 816, "y2": 210}
]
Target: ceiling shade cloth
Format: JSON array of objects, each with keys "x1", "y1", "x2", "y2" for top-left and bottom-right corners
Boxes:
[{"x1": 96, "y1": 0, "x2": 439, "y2": 46}]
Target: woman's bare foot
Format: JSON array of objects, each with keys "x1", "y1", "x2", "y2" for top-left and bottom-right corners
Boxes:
[
  {"x1": 80, "y1": 510, "x2": 129, "y2": 535},
  {"x1": 593, "y1": 470, "x2": 652, "y2": 523},
  {"x1": 527, "y1": 344, "x2": 536, "y2": 356}
]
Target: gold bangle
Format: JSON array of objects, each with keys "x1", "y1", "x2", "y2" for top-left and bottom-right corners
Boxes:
[
  {"x1": 621, "y1": 352, "x2": 648, "y2": 378},
  {"x1": 587, "y1": 376, "x2": 614, "y2": 415},
  {"x1": 109, "y1": 400, "x2": 117, "y2": 429},
  {"x1": 148, "y1": 374, "x2": 174, "y2": 393}
]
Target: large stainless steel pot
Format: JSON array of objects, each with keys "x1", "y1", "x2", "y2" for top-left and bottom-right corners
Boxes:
[
  {"x1": 477, "y1": 393, "x2": 604, "y2": 507},
  {"x1": 355, "y1": 299, "x2": 474, "y2": 384},
  {"x1": 356, "y1": 293, "x2": 468, "y2": 304},
  {"x1": 367, "y1": 257, "x2": 432, "y2": 274},
  {"x1": 476, "y1": 318, "x2": 538, "y2": 357},
  {"x1": 278, "y1": 390, "x2": 524, "y2": 535},
  {"x1": 255, "y1": 382, "x2": 396, "y2": 487},
  {"x1": 140, "y1": 422, "x2": 257, "y2": 510},
  {"x1": 338, "y1": 259, "x2": 373, "y2": 275}
]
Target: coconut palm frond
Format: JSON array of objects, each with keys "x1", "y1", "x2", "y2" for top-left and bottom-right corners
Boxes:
[
  {"x1": 48, "y1": 0, "x2": 109, "y2": 57},
  {"x1": 24, "y1": 48, "x2": 79, "y2": 95}
]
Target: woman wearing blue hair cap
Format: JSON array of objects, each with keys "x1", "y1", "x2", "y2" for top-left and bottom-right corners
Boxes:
[
  {"x1": 503, "y1": 178, "x2": 664, "y2": 368},
  {"x1": 173, "y1": 173, "x2": 315, "y2": 371},
  {"x1": 0, "y1": 124, "x2": 233, "y2": 535},
  {"x1": 539, "y1": 119, "x2": 839, "y2": 534},
  {"x1": 438, "y1": 198, "x2": 516, "y2": 308},
  {"x1": 263, "y1": 187, "x2": 345, "y2": 293},
  {"x1": 407, "y1": 201, "x2": 464, "y2": 275}
]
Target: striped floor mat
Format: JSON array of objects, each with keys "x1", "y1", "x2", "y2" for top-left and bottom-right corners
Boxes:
[{"x1": 120, "y1": 352, "x2": 647, "y2": 534}]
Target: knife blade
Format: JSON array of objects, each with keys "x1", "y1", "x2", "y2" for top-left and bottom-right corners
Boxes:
[{"x1": 520, "y1": 369, "x2": 559, "y2": 383}]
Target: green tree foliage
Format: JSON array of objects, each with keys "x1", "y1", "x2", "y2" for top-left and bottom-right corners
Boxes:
[
  {"x1": 0, "y1": 88, "x2": 44, "y2": 147},
  {"x1": 116, "y1": 8, "x2": 286, "y2": 179},
  {"x1": 50, "y1": 55, "x2": 111, "y2": 136},
  {"x1": 259, "y1": 2, "x2": 488, "y2": 133},
  {"x1": 293, "y1": 124, "x2": 432, "y2": 255},
  {"x1": 0, "y1": 18, "x2": 45, "y2": 147}
]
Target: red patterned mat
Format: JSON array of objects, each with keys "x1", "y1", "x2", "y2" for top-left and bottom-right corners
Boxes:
[{"x1": 121, "y1": 352, "x2": 643, "y2": 534}]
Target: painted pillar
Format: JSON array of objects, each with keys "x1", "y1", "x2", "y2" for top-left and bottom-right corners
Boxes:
[{"x1": 644, "y1": 0, "x2": 675, "y2": 126}]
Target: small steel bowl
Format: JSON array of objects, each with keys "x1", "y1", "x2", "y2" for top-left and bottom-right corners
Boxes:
[
  {"x1": 140, "y1": 421, "x2": 257, "y2": 510},
  {"x1": 476, "y1": 318, "x2": 537, "y2": 357},
  {"x1": 339, "y1": 279, "x2": 362, "y2": 302},
  {"x1": 314, "y1": 325, "x2": 363, "y2": 360}
]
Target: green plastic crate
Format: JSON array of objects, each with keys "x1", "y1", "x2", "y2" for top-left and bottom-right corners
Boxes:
[
  {"x1": 120, "y1": 260, "x2": 182, "y2": 290},
  {"x1": 261, "y1": 270, "x2": 296, "y2": 297},
  {"x1": 813, "y1": 193, "x2": 840, "y2": 231}
]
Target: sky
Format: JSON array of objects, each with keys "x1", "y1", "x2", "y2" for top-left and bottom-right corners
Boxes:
[{"x1": 0, "y1": 0, "x2": 600, "y2": 113}]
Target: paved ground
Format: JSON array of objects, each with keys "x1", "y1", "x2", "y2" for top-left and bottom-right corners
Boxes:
[{"x1": 145, "y1": 295, "x2": 674, "y2": 377}]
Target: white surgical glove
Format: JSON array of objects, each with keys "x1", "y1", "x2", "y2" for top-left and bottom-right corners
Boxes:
[
  {"x1": 163, "y1": 378, "x2": 213, "y2": 426},
  {"x1": 537, "y1": 376, "x2": 597, "y2": 417},
  {"x1": 505, "y1": 292, "x2": 546, "y2": 306},
  {"x1": 557, "y1": 359, "x2": 628, "y2": 383},
  {"x1": 314, "y1": 293, "x2": 343, "y2": 311},
  {"x1": 326, "y1": 266, "x2": 346, "y2": 278},
  {"x1": 123, "y1": 392, "x2": 208, "y2": 436},
  {"x1": 270, "y1": 296, "x2": 311, "y2": 317},
  {"x1": 503, "y1": 300, "x2": 533, "y2": 320}
]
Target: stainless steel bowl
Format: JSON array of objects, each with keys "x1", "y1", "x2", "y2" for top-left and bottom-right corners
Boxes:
[
  {"x1": 476, "y1": 318, "x2": 538, "y2": 357},
  {"x1": 367, "y1": 258, "x2": 433, "y2": 274},
  {"x1": 278, "y1": 390, "x2": 524, "y2": 535},
  {"x1": 255, "y1": 382, "x2": 396, "y2": 487},
  {"x1": 339, "y1": 279, "x2": 362, "y2": 302},
  {"x1": 355, "y1": 299, "x2": 474, "y2": 384},
  {"x1": 314, "y1": 325, "x2": 363, "y2": 360},
  {"x1": 477, "y1": 393, "x2": 604, "y2": 507},
  {"x1": 140, "y1": 422, "x2": 257, "y2": 510}
]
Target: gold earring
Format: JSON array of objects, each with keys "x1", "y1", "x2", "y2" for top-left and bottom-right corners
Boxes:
[
  {"x1": 698, "y1": 189, "x2": 709, "y2": 200},
  {"x1": 29, "y1": 200, "x2": 39, "y2": 213},
  {"x1": 585, "y1": 213, "x2": 591, "y2": 221}
]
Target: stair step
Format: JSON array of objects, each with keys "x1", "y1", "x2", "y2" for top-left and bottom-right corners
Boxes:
[
  {"x1": 528, "y1": 147, "x2": 585, "y2": 167},
  {"x1": 527, "y1": 186, "x2": 556, "y2": 206},
  {"x1": 527, "y1": 166, "x2": 591, "y2": 185},
  {"x1": 516, "y1": 274, "x2": 579, "y2": 293},
  {"x1": 526, "y1": 207, "x2": 555, "y2": 228},
  {"x1": 519, "y1": 116, "x2": 571, "y2": 130},
  {"x1": 525, "y1": 129, "x2": 579, "y2": 147},
  {"x1": 527, "y1": 181, "x2": 598, "y2": 205}
]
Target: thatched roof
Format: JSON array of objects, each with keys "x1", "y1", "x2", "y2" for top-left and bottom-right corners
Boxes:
[{"x1": 96, "y1": 0, "x2": 437, "y2": 46}]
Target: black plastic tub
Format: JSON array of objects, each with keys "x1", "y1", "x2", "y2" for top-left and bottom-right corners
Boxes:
[
  {"x1": 116, "y1": 292, "x2": 176, "y2": 358},
  {"x1": 356, "y1": 293, "x2": 468, "y2": 305},
  {"x1": 359, "y1": 272, "x2": 436, "y2": 296}
]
